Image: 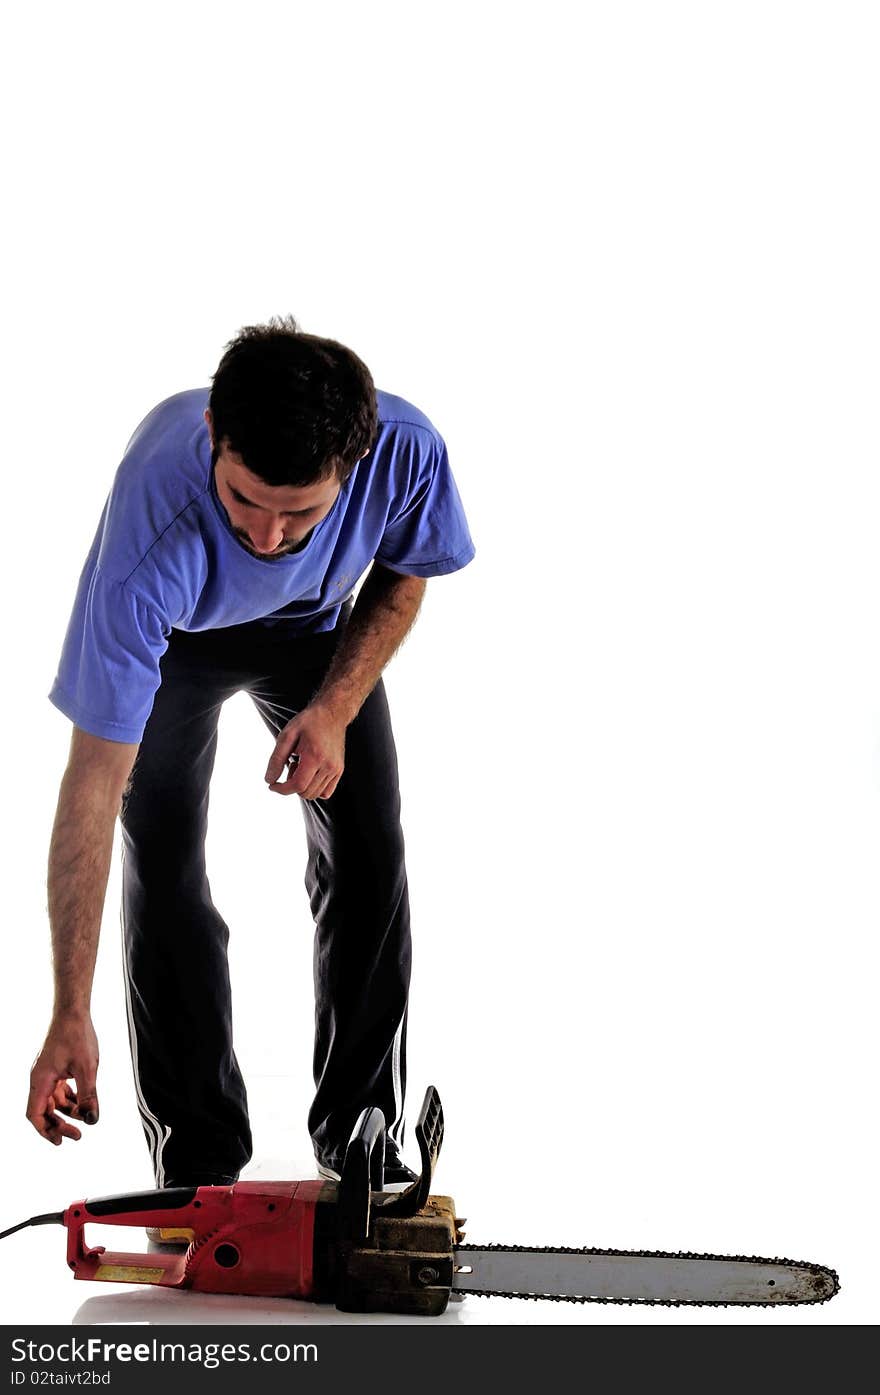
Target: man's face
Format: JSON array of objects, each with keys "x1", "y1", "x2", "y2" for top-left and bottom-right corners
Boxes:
[{"x1": 205, "y1": 408, "x2": 342, "y2": 560}]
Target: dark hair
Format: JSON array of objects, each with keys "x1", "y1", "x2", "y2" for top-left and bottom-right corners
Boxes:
[{"x1": 208, "y1": 315, "x2": 378, "y2": 486}]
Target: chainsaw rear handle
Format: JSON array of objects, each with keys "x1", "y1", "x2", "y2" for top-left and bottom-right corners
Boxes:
[
  {"x1": 63, "y1": 1180, "x2": 323, "y2": 1296},
  {"x1": 63, "y1": 1183, "x2": 225, "y2": 1277},
  {"x1": 63, "y1": 1182, "x2": 229, "y2": 1275}
]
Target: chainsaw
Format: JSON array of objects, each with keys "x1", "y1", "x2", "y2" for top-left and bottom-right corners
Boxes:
[{"x1": 2, "y1": 1087, "x2": 839, "y2": 1314}]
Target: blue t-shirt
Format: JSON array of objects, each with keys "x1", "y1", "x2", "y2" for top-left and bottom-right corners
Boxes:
[{"x1": 49, "y1": 387, "x2": 475, "y2": 744}]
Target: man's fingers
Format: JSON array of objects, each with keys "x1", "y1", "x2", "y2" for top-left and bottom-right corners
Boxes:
[
  {"x1": 311, "y1": 770, "x2": 340, "y2": 801},
  {"x1": 53, "y1": 1082, "x2": 78, "y2": 1117},
  {"x1": 28, "y1": 1065, "x2": 98, "y2": 1141},
  {"x1": 26, "y1": 1069, "x2": 59, "y2": 1134},
  {"x1": 267, "y1": 754, "x2": 345, "y2": 799},
  {"x1": 268, "y1": 754, "x2": 317, "y2": 796},
  {"x1": 44, "y1": 1104, "x2": 63, "y2": 1146},
  {"x1": 296, "y1": 765, "x2": 346, "y2": 800},
  {"x1": 58, "y1": 1065, "x2": 99, "y2": 1124},
  {"x1": 74, "y1": 1071, "x2": 100, "y2": 1125},
  {"x1": 265, "y1": 728, "x2": 301, "y2": 784},
  {"x1": 318, "y1": 773, "x2": 342, "y2": 801},
  {"x1": 267, "y1": 772, "x2": 306, "y2": 795},
  {"x1": 46, "y1": 1108, "x2": 82, "y2": 1144},
  {"x1": 299, "y1": 768, "x2": 332, "y2": 800},
  {"x1": 26, "y1": 1085, "x2": 82, "y2": 1144},
  {"x1": 266, "y1": 746, "x2": 306, "y2": 793}
]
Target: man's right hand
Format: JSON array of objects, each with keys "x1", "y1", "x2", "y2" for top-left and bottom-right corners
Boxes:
[{"x1": 27, "y1": 1015, "x2": 100, "y2": 1145}]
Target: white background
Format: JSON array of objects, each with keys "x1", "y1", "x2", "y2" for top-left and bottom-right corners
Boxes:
[{"x1": 0, "y1": 0, "x2": 877, "y2": 1328}]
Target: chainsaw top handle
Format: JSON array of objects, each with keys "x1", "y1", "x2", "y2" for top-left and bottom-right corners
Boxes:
[{"x1": 337, "y1": 1085, "x2": 444, "y2": 1242}]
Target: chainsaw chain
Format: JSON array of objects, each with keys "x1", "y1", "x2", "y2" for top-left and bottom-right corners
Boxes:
[{"x1": 453, "y1": 1243, "x2": 840, "y2": 1307}]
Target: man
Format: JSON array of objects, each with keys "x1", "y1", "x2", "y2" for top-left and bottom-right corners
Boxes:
[{"x1": 26, "y1": 317, "x2": 474, "y2": 1189}]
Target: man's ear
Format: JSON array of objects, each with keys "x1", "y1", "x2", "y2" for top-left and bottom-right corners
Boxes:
[{"x1": 204, "y1": 408, "x2": 215, "y2": 448}]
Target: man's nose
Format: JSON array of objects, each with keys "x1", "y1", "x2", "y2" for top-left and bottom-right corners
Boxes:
[{"x1": 249, "y1": 520, "x2": 284, "y2": 552}]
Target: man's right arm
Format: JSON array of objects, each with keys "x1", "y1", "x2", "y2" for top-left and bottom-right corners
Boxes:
[{"x1": 26, "y1": 727, "x2": 139, "y2": 1145}]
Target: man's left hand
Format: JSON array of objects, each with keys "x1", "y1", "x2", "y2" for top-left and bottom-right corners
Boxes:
[{"x1": 264, "y1": 703, "x2": 347, "y2": 800}]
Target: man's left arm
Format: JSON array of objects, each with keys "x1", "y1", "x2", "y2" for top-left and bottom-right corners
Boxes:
[{"x1": 264, "y1": 563, "x2": 427, "y2": 800}]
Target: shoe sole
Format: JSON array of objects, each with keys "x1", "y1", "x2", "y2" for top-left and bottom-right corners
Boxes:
[{"x1": 145, "y1": 1226, "x2": 195, "y2": 1245}]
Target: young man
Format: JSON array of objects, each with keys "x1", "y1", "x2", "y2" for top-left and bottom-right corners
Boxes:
[{"x1": 27, "y1": 317, "x2": 474, "y2": 1188}]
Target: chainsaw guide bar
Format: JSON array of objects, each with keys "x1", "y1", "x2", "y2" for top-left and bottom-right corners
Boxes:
[{"x1": 452, "y1": 1243, "x2": 840, "y2": 1307}]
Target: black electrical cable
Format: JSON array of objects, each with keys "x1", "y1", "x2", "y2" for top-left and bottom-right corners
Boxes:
[{"x1": 0, "y1": 1212, "x2": 64, "y2": 1240}]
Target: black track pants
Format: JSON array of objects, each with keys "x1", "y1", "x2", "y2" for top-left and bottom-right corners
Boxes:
[{"x1": 118, "y1": 613, "x2": 411, "y2": 1187}]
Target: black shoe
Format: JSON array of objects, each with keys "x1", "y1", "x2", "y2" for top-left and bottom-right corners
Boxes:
[
  {"x1": 316, "y1": 1142, "x2": 418, "y2": 1190},
  {"x1": 382, "y1": 1144, "x2": 418, "y2": 1187}
]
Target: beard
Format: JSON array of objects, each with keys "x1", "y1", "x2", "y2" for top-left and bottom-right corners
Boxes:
[{"x1": 232, "y1": 528, "x2": 312, "y2": 560}]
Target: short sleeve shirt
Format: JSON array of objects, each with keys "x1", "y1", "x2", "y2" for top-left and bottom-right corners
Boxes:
[{"x1": 49, "y1": 388, "x2": 475, "y2": 743}]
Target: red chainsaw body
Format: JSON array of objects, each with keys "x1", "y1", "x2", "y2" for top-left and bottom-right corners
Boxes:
[
  {"x1": 57, "y1": 1089, "x2": 453, "y2": 1313},
  {"x1": 64, "y1": 1180, "x2": 325, "y2": 1298}
]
